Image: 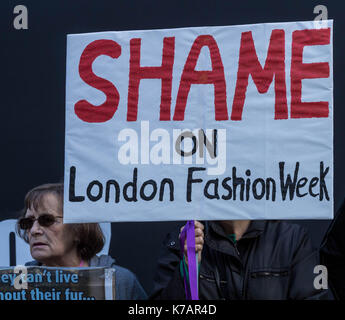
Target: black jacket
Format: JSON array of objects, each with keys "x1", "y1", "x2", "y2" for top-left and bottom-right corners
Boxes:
[
  {"x1": 320, "y1": 199, "x2": 345, "y2": 299},
  {"x1": 152, "y1": 220, "x2": 333, "y2": 300}
]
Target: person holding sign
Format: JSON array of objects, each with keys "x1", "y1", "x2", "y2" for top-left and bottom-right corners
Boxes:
[
  {"x1": 16, "y1": 183, "x2": 147, "y2": 300},
  {"x1": 152, "y1": 220, "x2": 334, "y2": 300}
]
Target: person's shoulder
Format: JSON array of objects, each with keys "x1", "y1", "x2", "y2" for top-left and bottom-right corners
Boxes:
[
  {"x1": 264, "y1": 221, "x2": 315, "y2": 258},
  {"x1": 266, "y1": 220, "x2": 308, "y2": 232},
  {"x1": 90, "y1": 255, "x2": 142, "y2": 287},
  {"x1": 265, "y1": 220, "x2": 310, "y2": 241}
]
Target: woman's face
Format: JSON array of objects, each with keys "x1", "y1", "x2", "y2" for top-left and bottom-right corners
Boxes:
[{"x1": 25, "y1": 193, "x2": 78, "y2": 266}]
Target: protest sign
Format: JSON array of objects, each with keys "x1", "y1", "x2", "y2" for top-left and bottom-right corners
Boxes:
[
  {"x1": 0, "y1": 266, "x2": 115, "y2": 300},
  {"x1": 64, "y1": 20, "x2": 333, "y2": 222}
]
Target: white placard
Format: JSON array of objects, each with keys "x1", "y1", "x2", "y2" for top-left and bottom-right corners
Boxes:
[{"x1": 64, "y1": 20, "x2": 333, "y2": 222}]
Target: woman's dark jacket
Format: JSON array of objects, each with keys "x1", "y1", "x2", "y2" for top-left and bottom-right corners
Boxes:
[{"x1": 152, "y1": 220, "x2": 333, "y2": 300}]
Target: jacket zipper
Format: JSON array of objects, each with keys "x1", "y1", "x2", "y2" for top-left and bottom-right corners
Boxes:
[
  {"x1": 234, "y1": 242, "x2": 240, "y2": 256},
  {"x1": 234, "y1": 242, "x2": 245, "y2": 300}
]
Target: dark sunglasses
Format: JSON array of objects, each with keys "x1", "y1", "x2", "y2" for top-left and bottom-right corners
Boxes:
[{"x1": 19, "y1": 214, "x2": 63, "y2": 230}]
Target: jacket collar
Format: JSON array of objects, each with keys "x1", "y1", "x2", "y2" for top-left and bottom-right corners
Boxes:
[
  {"x1": 205, "y1": 220, "x2": 267, "y2": 259},
  {"x1": 240, "y1": 220, "x2": 266, "y2": 239},
  {"x1": 209, "y1": 220, "x2": 266, "y2": 240}
]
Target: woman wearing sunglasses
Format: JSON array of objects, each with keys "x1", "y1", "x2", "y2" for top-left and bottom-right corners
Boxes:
[{"x1": 16, "y1": 182, "x2": 147, "y2": 300}]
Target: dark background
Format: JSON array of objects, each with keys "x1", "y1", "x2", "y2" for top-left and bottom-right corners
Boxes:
[{"x1": 0, "y1": 0, "x2": 344, "y2": 296}]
